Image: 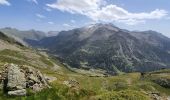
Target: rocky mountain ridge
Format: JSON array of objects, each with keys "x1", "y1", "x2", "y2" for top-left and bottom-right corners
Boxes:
[
  {"x1": 34, "y1": 23, "x2": 170, "y2": 74},
  {"x1": 2, "y1": 24, "x2": 170, "y2": 74}
]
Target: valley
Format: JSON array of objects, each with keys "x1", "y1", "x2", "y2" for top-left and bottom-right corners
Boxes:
[
  {"x1": 1, "y1": 0, "x2": 170, "y2": 99},
  {"x1": 0, "y1": 27, "x2": 170, "y2": 99}
]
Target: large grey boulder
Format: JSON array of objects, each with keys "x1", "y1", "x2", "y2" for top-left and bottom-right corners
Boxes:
[
  {"x1": 4, "y1": 64, "x2": 27, "y2": 96},
  {"x1": 7, "y1": 64, "x2": 26, "y2": 91}
]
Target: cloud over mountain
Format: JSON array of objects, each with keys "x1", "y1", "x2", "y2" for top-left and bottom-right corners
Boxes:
[{"x1": 47, "y1": 0, "x2": 168, "y2": 25}]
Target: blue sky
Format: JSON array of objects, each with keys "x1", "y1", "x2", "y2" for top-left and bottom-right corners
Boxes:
[{"x1": 0, "y1": 0, "x2": 170, "y2": 37}]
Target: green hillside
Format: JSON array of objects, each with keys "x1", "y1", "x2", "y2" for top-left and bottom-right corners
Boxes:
[{"x1": 1, "y1": 59, "x2": 170, "y2": 100}]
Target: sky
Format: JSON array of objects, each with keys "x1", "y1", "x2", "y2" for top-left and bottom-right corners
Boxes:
[{"x1": 0, "y1": 0, "x2": 170, "y2": 37}]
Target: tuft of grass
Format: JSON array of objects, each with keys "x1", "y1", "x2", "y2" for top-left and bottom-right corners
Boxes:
[
  {"x1": 39, "y1": 57, "x2": 54, "y2": 67},
  {"x1": 95, "y1": 89, "x2": 150, "y2": 100},
  {"x1": 0, "y1": 56, "x2": 33, "y2": 66},
  {"x1": 0, "y1": 49, "x2": 27, "y2": 59}
]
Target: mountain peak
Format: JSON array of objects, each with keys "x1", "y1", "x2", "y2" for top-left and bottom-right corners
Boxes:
[
  {"x1": 86, "y1": 23, "x2": 117, "y2": 28},
  {"x1": 84, "y1": 23, "x2": 120, "y2": 32}
]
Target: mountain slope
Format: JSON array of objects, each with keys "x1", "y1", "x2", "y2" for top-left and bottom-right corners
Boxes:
[
  {"x1": 37, "y1": 23, "x2": 170, "y2": 74},
  {"x1": 0, "y1": 31, "x2": 58, "y2": 70}
]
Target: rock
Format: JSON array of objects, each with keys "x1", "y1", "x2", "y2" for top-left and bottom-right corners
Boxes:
[
  {"x1": 24, "y1": 65, "x2": 50, "y2": 91},
  {"x1": 32, "y1": 83, "x2": 42, "y2": 92},
  {"x1": 8, "y1": 89, "x2": 26, "y2": 96},
  {"x1": 153, "y1": 78, "x2": 170, "y2": 88},
  {"x1": 147, "y1": 92, "x2": 167, "y2": 100},
  {"x1": 7, "y1": 64, "x2": 26, "y2": 91},
  {"x1": 63, "y1": 79, "x2": 79, "y2": 88},
  {"x1": 167, "y1": 96, "x2": 170, "y2": 100},
  {"x1": 45, "y1": 75, "x2": 57, "y2": 83},
  {"x1": 36, "y1": 70, "x2": 49, "y2": 87},
  {"x1": 0, "y1": 63, "x2": 50, "y2": 96}
]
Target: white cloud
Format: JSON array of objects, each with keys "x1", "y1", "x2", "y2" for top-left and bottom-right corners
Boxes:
[
  {"x1": 47, "y1": 0, "x2": 104, "y2": 14},
  {"x1": 48, "y1": 22, "x2": 54, "y2": 25},
  {"x1": 118, "y1": 19, "x2": 145, "y2": 25},
  {"x1": 0, "y1": 0, "x2": 10, "y2": 6},
  {"x1": 63, "y1": 23, "x2": 77, "y2": 28},
  {"x1": 63, "y1": 23, "x2": 71, "y2": 27},
  {"x1": 47, "y1": 0, "x2": 168, "y2": 25},
  {"x1": 36, "y1": 14, "x2": 46, "y2": 19},
  {"x1": 27, "y1": 0, "x2": 38, "y2": 4}
]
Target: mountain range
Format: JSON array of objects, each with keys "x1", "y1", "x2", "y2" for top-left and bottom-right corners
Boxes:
[
  {"x1": 0, "y1": 27, "x2": 59, "y2": 47},
  {"x1": 1, "y1": 24, "x2": 170, "y2": 74},
  {"x1": 1, "y1": 24, "x2": 170, "y2": 99}
]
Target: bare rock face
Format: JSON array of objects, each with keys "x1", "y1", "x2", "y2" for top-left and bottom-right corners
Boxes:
[{"x1": 0, "y1": 63, "x2": 50, "y2": 96}]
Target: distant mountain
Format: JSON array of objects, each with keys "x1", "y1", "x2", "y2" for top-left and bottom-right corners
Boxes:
[
  {"x1": 0, "y1": 31, "x2": 24, "y2": 47},
  {"x1": 0, "y1": 27, "x2": 47, "y2": 46},
  {"x1": 36, "y1": 23, "x2": 170, "y2": 74},
  {"x1": 47, "y1": 31, "x2": 60, "y2": 37}
]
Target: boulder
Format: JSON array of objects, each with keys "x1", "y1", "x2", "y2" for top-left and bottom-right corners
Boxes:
[
  {"x1": 7, "y1": 64, "x2": 26, "y2": 91},
  {"x1": 45, "y1": 75, "x2": 57, "y2": 83},
  {"x1": 23, "y1": 65, "x2": 50, "y2": 92},
  {"x1": 8, "y1": 89, "x2": 26, "y2": 96},
  {"x1": 153, "y1": 78, "x2": 170, "y2": 88},
  {"x1": 147, "y1": 92, "x2": 168, "y2": 100}
]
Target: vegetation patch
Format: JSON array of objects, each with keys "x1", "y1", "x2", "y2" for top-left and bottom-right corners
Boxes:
[
  {"x1": 0, "y1": 49, "x2": 27, "y2": 59},
  {"x1": 95, "y1": 90, "x2": 150, "y2": 100}
]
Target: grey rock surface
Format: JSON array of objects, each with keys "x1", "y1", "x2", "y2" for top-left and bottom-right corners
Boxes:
[
  {"x1": 8, "y1": 89, "x2": 26, "y2": 96},
  {"x1": 7, "y1": 64, "x2": 26, "y2": 91}
]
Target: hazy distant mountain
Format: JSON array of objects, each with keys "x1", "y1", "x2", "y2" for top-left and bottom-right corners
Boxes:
[
  {"x1": 36, "y1": 23, "x2": 170, "y2": 74},
  {"x1": 0, "y1": 27, "x2": 47, "y2": 40},
  {"x1": 47, "y1": 31, "x2": 60, "y2": 37},
  {"x1": 0, "y1": 27, "x2": 47, "y2": 46},
  {"x1": 0, "y1": 31, "x2": 24, "y2": 47}
]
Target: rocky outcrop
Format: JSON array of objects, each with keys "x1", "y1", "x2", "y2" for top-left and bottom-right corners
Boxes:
[
  {"x1": 39, "y1": 23, "x2": 170, "y2": 73},
  {"x1": 7, "y1": 64, "x2": 26, "y2": 96},
  {"x1": 153, "y1": 78, "x2": 170, "y2": 88},
  {"x1": 23, "y1": 65, "x2": 50, "y2": 92},
  {"x1": 0, "y1": 63, "x2": 50, "y2": 96},
  {"x1": 148, "y1": 92, "x2": 163, "y2": 100}
]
